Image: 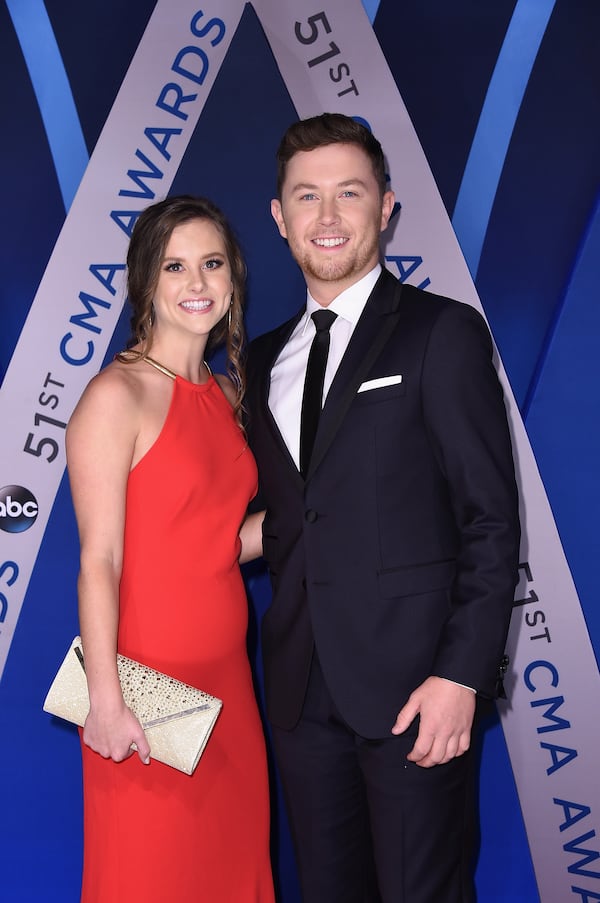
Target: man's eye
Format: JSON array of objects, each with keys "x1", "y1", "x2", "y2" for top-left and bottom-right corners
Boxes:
[
  {"x1": 341, "y1": 190, "x2": 357, "y2": 198},
  {"x1": 300, "y1": 193, "x2": 317, "y2": 201}
]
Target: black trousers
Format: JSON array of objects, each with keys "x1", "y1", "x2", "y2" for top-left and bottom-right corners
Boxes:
[{"x1": 271, "y1": 655, "x2": 477, "y2": 903}]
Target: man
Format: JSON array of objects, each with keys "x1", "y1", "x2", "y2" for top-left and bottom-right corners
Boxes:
[{"x1": 246, "y1": 113, "x2": 520, "y2": 903}]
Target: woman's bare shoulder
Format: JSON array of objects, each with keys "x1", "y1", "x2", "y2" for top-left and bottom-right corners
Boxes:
[{"x1": 69, "y1": 359, "x2": 148, "y2": 431}]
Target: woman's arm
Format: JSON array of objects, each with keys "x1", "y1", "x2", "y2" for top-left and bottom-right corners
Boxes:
[
  {"x1": 214, "y1": 373, "x2": 265, "y2": 565},
  {"x1": 239, "y1": 511, "x2": 266, "y2": 564},
  {"x1": 66, "y1": 369, "x2": 151, "y2": 764}
]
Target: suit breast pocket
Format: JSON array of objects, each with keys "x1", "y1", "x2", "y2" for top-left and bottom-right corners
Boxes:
[{"x1": 354, "y1": 381, "x2": 406, "y2": 407}]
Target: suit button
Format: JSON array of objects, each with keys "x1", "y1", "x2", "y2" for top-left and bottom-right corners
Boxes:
[{"x1": 305, "y1": 509, "x2": 318, "y2": 523}]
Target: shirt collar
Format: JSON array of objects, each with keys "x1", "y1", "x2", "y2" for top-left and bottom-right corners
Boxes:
[{"x1": 302, "y1": 264, "x2": 382, "y2": 333}]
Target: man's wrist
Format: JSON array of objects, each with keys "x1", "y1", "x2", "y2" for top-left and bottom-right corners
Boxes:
[{"x1": 439, "y1": 677, "x2": 476, "y2": 694}]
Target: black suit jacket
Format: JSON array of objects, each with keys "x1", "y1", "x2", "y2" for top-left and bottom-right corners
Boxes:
[{"x1": 246, "y1": 268, "x2": 520, "y2": 738}]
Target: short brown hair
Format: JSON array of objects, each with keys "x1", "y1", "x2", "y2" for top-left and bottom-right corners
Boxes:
[{"x1": 275, "y1": 113, "x2": 387, "y2": 198}]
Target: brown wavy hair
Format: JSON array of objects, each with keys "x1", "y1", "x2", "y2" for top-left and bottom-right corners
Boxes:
[
  {"x1": 118, "y1": 195, "x2": 247, "y2": 420},
  {"x1": 275, "y1": 113, "x2": 387, "y2": 199}
]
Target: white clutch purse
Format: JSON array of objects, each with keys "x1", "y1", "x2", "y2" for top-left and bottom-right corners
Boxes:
[{"x1": 43, "y1": 636, "x2": 222, "y2": 775}]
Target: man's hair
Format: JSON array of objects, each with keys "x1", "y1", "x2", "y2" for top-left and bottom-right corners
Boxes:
[{"x1": 275, "y1": 113, "x2": 387, "y2": 198}]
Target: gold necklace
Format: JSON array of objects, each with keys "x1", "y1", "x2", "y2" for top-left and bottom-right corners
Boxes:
[{"x1": 144, "y1": 356, "x2": 212, "y2": 381}]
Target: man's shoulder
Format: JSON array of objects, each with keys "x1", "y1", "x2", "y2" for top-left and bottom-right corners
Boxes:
[
  {"x1": 395, "y1": 278, "x2": 464, "y2": 311},
  {"x1": 248, "y1": 310, "x2": 303, "y2": 360},
  {"x1": 395, "y1": 280, "x2": 487, "y2": 329}
]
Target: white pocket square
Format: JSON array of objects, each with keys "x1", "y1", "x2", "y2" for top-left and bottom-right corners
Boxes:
[{"x1": 357, "y1": 375, "x2": 403, "y2": 393}]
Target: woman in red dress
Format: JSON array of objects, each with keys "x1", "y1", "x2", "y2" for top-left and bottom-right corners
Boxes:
[{"x1": 66, "y1": 196, "x2": 274, "y2": 902}]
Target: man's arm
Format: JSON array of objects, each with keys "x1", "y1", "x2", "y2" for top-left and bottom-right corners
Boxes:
[{"x1": 393, "y1": 300, "x2": 520, "y2": 765}]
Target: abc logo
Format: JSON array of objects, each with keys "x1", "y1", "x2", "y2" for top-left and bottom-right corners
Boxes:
[{"x1": 0, "y1": 485, "x2": 39, "y2": 533}]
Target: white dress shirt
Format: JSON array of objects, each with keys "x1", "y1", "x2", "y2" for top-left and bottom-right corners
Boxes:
[{"x1": 269, "y1": 265, "x2": 381, "y2": 468}]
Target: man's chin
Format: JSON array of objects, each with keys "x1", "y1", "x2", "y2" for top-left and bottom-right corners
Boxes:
[{"x1": 302, "y1": 256, "x2": 355, "y2": 284}]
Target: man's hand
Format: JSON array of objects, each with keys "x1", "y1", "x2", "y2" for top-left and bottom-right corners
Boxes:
[{"x1": 391, "y1": 676, "x2": 476, "y2": 768}]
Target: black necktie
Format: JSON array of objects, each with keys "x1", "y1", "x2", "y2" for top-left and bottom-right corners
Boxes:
[{"x1": 300, "y1": 309, "x2": 337, "y2": 477}]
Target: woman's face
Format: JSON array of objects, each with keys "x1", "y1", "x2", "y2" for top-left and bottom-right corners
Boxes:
[{"x1": 152, "y1": 218, "x2": 233, "y2": 340}]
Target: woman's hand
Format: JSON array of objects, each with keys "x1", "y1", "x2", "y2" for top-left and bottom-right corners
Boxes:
[{"x1": 83, "y1": 702, "x2": 151, "y2": 765}]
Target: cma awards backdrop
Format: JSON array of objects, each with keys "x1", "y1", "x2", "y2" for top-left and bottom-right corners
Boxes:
[{"x1": 1, "y1": 0, "x2": 599, "y2": 900}]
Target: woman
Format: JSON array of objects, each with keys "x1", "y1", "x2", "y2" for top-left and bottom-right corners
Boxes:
[{"x1": 66, "y1": 196, "x2": 274, "y2": 902}]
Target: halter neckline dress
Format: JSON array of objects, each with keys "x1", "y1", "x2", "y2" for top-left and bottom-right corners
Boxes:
[{"x1": 80, "y1": 361, "x2": 274, "y2": 902}]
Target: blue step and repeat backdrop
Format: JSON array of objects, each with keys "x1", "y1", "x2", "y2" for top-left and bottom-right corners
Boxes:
[{"x1": 1, "y1": 1, "x2": 599, "y2": 900}]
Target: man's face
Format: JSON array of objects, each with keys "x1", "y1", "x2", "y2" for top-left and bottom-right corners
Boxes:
[{"x1": 271, "y1": 142, "x2": 395, "y2": 305}]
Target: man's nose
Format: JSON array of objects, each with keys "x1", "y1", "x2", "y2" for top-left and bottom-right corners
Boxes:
[{"x1": 318, "y1": 198, "x2": 340, "y2": 225}]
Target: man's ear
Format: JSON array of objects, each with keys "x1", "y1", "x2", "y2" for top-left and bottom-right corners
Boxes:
[
  {"x1": 380, "y1": 190, "x2": 396, "y2": 232},
  {"x1": 271, "y1": 199, "x2": 288, "y2": 239}
]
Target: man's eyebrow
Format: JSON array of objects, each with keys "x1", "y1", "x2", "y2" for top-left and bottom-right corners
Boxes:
[
  {"x1": 337, "y1": 179, "x2": 368, "y2": 190},
  {"x1": 289, "y1": 178, "x2": 369, "y2": 192},
  {"x1": 289, "y1": 182, "x2": 319, "y2": 193}
]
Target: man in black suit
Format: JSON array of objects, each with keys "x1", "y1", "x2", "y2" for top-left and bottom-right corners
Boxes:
[{"x1": 246, "y1": 113, "x2": 520, "y2": 903}]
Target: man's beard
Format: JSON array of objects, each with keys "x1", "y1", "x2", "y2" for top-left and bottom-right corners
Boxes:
[
  {"x1": 291, "y1": 234, "x2": 379, "y2": 286},
  {"x1": 298, "y1": 251, "x2": 356, "y2": 283}
]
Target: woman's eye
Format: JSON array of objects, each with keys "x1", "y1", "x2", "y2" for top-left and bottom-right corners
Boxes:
[
  {"x1": 204, "y1": 258, "x2": 223, "y2": 270},
  {"x1": 164, "y1": 261, "x2": 182, "y2": 272}
]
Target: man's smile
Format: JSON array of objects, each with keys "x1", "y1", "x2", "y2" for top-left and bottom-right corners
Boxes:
[{"x1": 312, "y1": 237, "x2": 349, "y2": 248}]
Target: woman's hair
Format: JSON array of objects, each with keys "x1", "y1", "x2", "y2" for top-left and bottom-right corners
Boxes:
[
  {"x1": 275, "y1": 112, "x2": 387, "y2": 199},
  {"x1": 119, "y1": 195, "x2": 247, "y2": 419}
]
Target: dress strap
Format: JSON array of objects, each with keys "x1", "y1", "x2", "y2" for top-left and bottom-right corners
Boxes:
[
  {"x1": 144, "y1": 356, "x2": 212, "y2": 381},
  {"x1": 145, "y1": 356, "x2": 176, "y2": 380}
]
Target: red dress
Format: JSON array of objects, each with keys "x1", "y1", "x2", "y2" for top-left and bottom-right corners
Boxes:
[{"x1": 80, "y1": 373, "x2": 274, "y2": 902}]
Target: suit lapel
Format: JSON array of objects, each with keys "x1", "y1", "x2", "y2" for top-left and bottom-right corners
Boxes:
[
  {"x1": 255, "y1": 309, "x2": 306, "y2": 486},
  {"x1": 306, "y1": 270, "x2": 403, "y2": 481}
]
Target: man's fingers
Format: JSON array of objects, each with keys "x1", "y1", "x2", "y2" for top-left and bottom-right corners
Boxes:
[
  {"x1": 391, "y1": 699, "x2": 419, "y2": 735},
  {"x1": 409, "y1": 730, "x2": 470, "y2": 768}
]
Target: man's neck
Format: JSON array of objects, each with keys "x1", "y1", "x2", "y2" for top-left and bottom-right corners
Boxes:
[
  {"x1": 306, "y1": 264, "x2": 382, "y2": 310},
  {"x1": 306, "y1": 272, "x2": 374, "y2": 308}
]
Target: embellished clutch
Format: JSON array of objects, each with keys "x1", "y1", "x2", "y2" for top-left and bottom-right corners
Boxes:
[{"x1": 43, "y1": 636, "x2": 222, "y2": 775}]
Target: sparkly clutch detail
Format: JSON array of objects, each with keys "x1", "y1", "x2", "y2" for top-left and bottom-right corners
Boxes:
[{"x1": 43, "y1": 637, "x2": 222, "y2": 775}]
